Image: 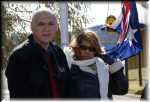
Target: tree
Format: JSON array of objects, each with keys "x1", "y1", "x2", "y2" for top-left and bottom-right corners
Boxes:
[
  {"x1": 1, "y1": 1, "x2": 92, "y2": 69},
  {"x1": 68, "y1": 2, "x2": 91, "y2": 35},
  {"x1": 2, "y1": 4, "x2": 16, "y2": 69}
]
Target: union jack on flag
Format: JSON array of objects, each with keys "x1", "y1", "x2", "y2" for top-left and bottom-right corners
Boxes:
[
  {"x1": 107, "y1": 1, "x2": 143, "y2": 60},
  {"x1": 117, "y1": 1, "x2": 131, "y2": 43}
]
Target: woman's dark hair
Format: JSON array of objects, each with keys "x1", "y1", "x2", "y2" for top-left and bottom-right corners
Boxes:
[{"x1": 69, "y1": 30, "x2": 103, "y2": 57}]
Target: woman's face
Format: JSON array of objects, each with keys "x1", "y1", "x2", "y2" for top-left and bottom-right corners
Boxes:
[{"x1": 78, "y1": 40, "x2": 95, "y2": 60}]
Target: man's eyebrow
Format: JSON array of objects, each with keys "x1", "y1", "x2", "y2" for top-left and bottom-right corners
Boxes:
[
  {"x1": 38, "y1": 21, "x2": 44, "y2": 23},
  {"x1": 37, "y1": 21, "x2": 45, "y2": 25}
]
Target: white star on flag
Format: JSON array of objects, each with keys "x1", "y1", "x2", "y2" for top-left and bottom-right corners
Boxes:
[{"x1": 126, "y1": 25, "x2": 138, "y2": 46}]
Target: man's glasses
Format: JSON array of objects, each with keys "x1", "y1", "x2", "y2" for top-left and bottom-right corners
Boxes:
[{"x1": 78, "y1": 45, "x2": 96, "y2": 52}]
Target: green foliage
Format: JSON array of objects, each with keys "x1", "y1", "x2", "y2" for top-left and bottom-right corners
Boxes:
[
  {"x1": 11, "y1": 32, "x2": 28, "y2": 45},
  {"x1": 2, "y1": 3, "x2": 29, "y2": 69},
  {"x1": 2, "y1": 5, "x2": 15, "y2": 36},
  {"x1": 54, "y1": 26, "x2": 61, "y2": 47},
  {"x1": 1, "y1": 2, "x2": 91, "y2": 70},
  {"x1": 68, "y1": 2, "x2": 90, "y2": 35}
]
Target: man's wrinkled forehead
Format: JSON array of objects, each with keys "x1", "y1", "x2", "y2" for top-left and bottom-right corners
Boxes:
[{"x1": 31, "y1": 10, "x2": 57, "y2": 24}]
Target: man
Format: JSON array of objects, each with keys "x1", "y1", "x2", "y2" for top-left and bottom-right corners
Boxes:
[
  {"x1": 105, "y1": 15, "x2": 116, "y2": 27},
  {"x1": 5, "y1": 9, "x2": 71, "y2": 99}
]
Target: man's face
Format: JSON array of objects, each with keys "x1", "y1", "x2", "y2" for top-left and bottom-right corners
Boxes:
[
  {"x1": 31, "y1": 12, "x2": 57, "y2": 45},
  {"x1": 106, "y1": 17, "x2": 116, "y2": 26}
]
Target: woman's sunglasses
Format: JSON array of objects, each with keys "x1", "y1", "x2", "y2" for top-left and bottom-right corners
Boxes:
[{"x1": 78, "y1": 45, "x2": 96, "y2": 52}]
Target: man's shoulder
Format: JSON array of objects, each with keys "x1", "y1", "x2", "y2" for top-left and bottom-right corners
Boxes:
[
  {"x1": 51, "y1": 43, "x2": 64, "y2": 54},
  {"x1": 10, "y1": 39, "x2": 31, "y2": 57},
  {"x1": 52, "y1": 43, "x2": 62, "y2": 50}
]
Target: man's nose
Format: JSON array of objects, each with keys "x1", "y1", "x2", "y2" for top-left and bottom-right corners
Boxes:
[{"x1": 44, "y1": 25, "x2": 50, "y2": 31}]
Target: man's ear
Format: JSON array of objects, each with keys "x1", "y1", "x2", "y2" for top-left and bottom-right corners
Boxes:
[
  {"x1": 31, "y1": 26, "x2": 33, "y2": 32},
  {"x1": 31, "y1": 24, "x2": 34, "y2": 32},
  {"x1": 30, "y1": 21, "x2": 35, "y2": 32}
]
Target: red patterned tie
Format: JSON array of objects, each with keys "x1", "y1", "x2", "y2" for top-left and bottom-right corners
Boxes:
[{"x1": 44, "y1": 54, "x2": 59, "y2": 98}]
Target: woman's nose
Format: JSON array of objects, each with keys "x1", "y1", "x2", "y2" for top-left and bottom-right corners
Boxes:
[{"x1": 84, "y1": 49, "x2": 91, "y2": 52}]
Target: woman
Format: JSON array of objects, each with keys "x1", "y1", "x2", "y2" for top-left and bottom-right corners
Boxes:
[{"x1": 63, "y1": 30, "x2": 128, "y2": 99}]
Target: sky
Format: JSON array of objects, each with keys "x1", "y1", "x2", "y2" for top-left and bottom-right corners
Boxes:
[
  {"x1": 3, "y1": 1, "x2": 148, "y2": 34},
  {"x1": 24, "y1": 2, "x2": 147, "y2": 34},
  {"x1": 86, "y1": 2, "x2": 147, "y2": 28}
]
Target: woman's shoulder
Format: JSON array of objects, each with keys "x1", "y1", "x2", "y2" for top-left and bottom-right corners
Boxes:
[
  {"x1": 63, "y1": 46, "x2": 75, "y2": 68},
  {"x1": 63, "y1": 46, "x2": 75, "y2": 57}
]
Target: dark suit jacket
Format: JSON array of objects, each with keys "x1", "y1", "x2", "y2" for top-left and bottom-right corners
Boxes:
[{"x1": 5, "y1": 35, "x2": 71, "y2": 99}]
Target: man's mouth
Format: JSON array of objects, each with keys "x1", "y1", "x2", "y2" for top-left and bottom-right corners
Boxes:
[
  {"x1": 43, "y1": 33, "x2": 51, "y2": 37},
  {"x1": 109, "y1": 23, "x2": 112, "y2": 25}
]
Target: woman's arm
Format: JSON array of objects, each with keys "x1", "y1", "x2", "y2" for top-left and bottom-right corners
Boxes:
[{"x1": 99, "y1": 54, "x2": 128, "y2": 95}]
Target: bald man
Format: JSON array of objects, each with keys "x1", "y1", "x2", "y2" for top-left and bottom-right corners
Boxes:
[{"x1": 5, "y1": 9, "x2": 71, "y2": 99}]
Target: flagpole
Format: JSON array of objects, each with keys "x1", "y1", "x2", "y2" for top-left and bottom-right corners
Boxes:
[
  {"x1": 58, "y1": 2, "x2": 69, "y2": 49},
  {"x1": 138, "y1": 52, "x2": 143, "y2": 86},
  {"x1": 125, "y1": 59, "x2": 128, "y2": 81}
]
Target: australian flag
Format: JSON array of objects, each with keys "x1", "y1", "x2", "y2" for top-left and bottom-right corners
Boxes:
[{"x1": 105, "y1": 1, "x2": 143, "y2": 60}]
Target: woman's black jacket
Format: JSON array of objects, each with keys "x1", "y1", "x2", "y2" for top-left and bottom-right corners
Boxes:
[{"x1": 69, "y1": 54, "x2": 128, "y2": 99}]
